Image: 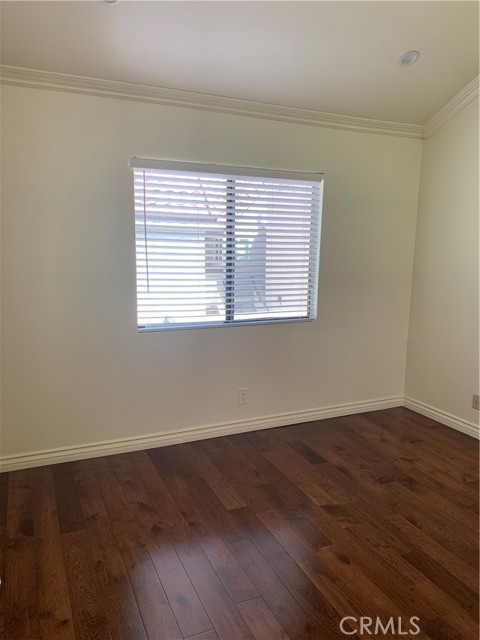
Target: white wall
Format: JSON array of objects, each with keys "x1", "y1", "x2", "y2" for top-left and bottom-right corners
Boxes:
[
  {"x1": 405, "y1": 98, "x2": 479, "y2": 428},
  {"x1": 1, "y1": 85, "x2": 421, "y2": 461}
]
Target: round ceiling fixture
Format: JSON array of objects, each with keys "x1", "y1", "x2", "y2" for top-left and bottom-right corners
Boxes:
[
  {"x1": 400, "y1": 50, "x2": 420, "y2": 66},
  {"x1": 104, "y1": 0, "x2": 119, "y2": 5}
]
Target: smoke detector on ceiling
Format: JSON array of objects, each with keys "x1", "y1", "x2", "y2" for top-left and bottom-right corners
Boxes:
[{"x1": 400, "y1": 51, "x2": 420, "y2": 66}]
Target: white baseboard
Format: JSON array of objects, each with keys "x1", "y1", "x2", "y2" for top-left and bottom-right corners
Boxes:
[
  {"x1": 3, "y1": 395, "x2": 476, "y2": 473},
  {"x1": 403, "y1": 397, "x2": 480, "y2": 440},
  {"x1": 0, "y1": 396, "x2": 403, "y2": 473}
]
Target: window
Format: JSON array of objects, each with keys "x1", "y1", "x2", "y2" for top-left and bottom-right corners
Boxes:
[{"x1": 131, "y1": 158, "x2": 323, "y2": 331}]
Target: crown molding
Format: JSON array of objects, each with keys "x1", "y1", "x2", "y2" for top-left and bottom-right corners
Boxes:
[
  {"x1": 0, "y1": 65, "x2": 423, "y2": 139},
  {"x1": 423, "y1": 75, "x2": 479, "y2": 139}
]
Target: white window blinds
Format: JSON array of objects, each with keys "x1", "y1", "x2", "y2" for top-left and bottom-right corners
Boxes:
[{"x1": 131, "y1": 158, "x2": 323, "y2": 330}]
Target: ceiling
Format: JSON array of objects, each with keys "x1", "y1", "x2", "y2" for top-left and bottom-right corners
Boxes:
[{"x1": 1, "y1": 1, "x2": 478, "y2": 125}]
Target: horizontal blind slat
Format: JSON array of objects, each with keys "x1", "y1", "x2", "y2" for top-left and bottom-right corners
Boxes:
[{"x1": 132, "y1": 163, "x2": 322, "y2": 329}]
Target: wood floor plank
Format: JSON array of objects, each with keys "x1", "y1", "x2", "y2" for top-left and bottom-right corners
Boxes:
[
  {"x1": 386, "y1": 513, "x2": 479, "y2": 592},
  {"x1": 280, "y1": 507, "x2": 331, "y2": 550},
  {"x1": 287, "y1": 440, "x2": 327, "y2": 465},
  {"x1": 380, "y1": 408, "x2": 478, "y2": 463},
  {"x1": 298, "y1": 443, "x2": 391, "y2": 516},
  {"x1": 89, "y1": 457, "x2": 131, "y2": 523},
  {"x1": 159, "y1": 509, "x2": 255, "y2": 640},
  {"x1": 352, "y1": 414, "x2": 480, "y2": 507},
  {"x1": 187, "y1": 477, "x2": 249, "y2": 545},
  {"x1": 386, "y1": 481, "x2": 479, "y2": 565},
  {"x1": 0, "y1": 472, "x2": 8, "y2": 527},
  {"x1": 4, "y1": 470, "x2": 39, "y2": 640},
  {"x1": 392, "y1": 475, "x2": 479, "y2": 538},
  {"x1": 147, "y1": 526, "x2": 213, "y2": 638},
  {"x1": 2, "y1": 407, "x2": 478, "y2": 640},
  {"x1": 317, "y1": 544, "x2": 417, "y2": 623},
  {"x1": 255, "y1": 508, "x2": 372, "y2": 624},
  {"x1": 237, "y1": 596, "x2": 291, "y2": 640},
  {"x1": 229, "y1": 538, "x2": 331, "y2": 639},
  {"x1": 230, "y1": 506, "x2": 310, "y2": 589},
  {"x1": 263, "y1": 447, "x2": 334, "y2": 506},
  {"x1": 204, "y1": 441, "x2": 274, "y2": 512},
  {"x1": 361, "y1": 410, "x2": 479, "y2": 482},
  {"x1": 301, "y1": 501, "x2": 476, "y2": 639},
  {"x1": 53, "y1": 463, "x2": 85, "y2": 534},
  {"x1": 61, "y1": 530, "x2": 112, "y2": 640},
  {"x1": 185, "y1": 629, "x2": 220, "y2": 640},
  {"x1": 110, "y1": 453, "x2": 213, "y2": 638},
  {"x1": 129, "y1": 450, "x2": 179, "y2": 515},
  {"x1": 0, "y1": 474, "x2": 6, "y2": 640},
  {"x1": 398, "y1": 465, "x2": 477, "y2": 510},
  {"x1": 108, "y1": 453, "x2": 202, "y2": 639},
  {"x1": 188, "y1": 527, "x2": 259, "y2": 604},
  {"x1": 289, "y1": 580, "x2": 360, "y2": 638},
  {"x1": 111, "y1": 518, "x2": 183, "y2": 640},
  {"x1": 246, "y1": 426, "x2": 298, "y2": 452},
  {"x1": 226, "y1": 435, "x2": 310, "y2": 510},
  {"x1": 194, "y1": 450, "x2": 246, "y2": 510},
  {"x1": 31, "y1": 466, "x2": 76, "y2": 640},
  {"x1": 148, "y1": 448, "x2": 202, "y2": 482},
  {"x1": 403, "y1": 549, "x2": 479, "y2": 621},
  {"x1": 73, "y1": 461, "x2": 148, "y2": 640}
]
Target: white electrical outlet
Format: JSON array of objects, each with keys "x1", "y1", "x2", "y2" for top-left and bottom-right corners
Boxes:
[
  {"x1": 472, "y1": 394, "x2": 479, "y2": 410},
  {"x1": 238, "y1": 388, "x2": 248, "y2": 405}
]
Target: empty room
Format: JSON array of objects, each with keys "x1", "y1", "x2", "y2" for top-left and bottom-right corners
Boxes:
[{"x1": 0, "y1": 1, "x2": 479, "y2": 639}]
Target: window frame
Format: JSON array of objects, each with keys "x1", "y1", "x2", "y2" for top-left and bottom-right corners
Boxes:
[{"x1": 131, "y1": 158, "x2": 324, "y2": 332}]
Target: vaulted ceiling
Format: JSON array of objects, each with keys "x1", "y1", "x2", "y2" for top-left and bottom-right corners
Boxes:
[{"x1": 1, "y1": 1, "x2": 478, "y2": 125}]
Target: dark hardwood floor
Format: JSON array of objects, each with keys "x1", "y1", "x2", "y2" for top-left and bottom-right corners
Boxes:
[{"x1": 1, "y1": 408, "x2": 478, "y2": 640}]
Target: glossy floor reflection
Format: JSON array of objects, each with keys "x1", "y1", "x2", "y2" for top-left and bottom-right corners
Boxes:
[{"x1": 2, "y1": 408, "x2": 478, "y2": 639}]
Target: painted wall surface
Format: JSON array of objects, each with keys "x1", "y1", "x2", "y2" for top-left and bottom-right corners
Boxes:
[
  {"x1": 1, "y1": 85, "x2": 421, "y2": 458},
  {"x1": 405, "y1": 98, "x2": 479, "y2": 426}
]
